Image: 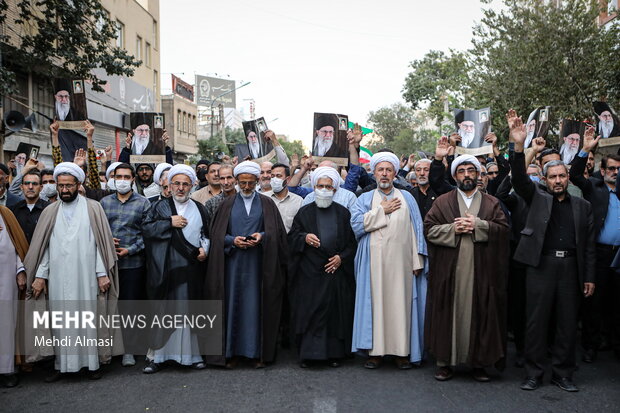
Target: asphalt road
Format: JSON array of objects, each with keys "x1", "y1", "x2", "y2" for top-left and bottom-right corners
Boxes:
[{"x1": 2, "y1": 345, "x2": 619, "y2": 413}]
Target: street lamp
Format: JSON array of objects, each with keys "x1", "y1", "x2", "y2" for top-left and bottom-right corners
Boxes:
[{"x1": 210, "y1": 81, "x2": 251, "y2": 142}]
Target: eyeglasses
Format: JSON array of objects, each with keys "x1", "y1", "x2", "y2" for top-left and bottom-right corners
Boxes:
[
  {"x1": 22, "y1": 181, "x2": 40, "y2": 186},
  {"x1": 315, "y1": 184, "x2": 334, "y2": 190},
  {"x1": 606, "y1": 166, "x2": 619, "y2": 172},
  {"x1": 238, "y1": 181, "x2": 257, "y2": 187},
  {"x1": 480, "y1": 172, "x2": 488, "y2": 177},
  {"x1": 137, "y1": 167, "x2": 152, "y2": 172},
  {"x1": 171, "y1": 182, "x2": 192, "y2": 188},
  {"x1": 136, "y1": 128, "x2": 150, "y2": 133},
  {"x1": 487, "y1": 171, "x2": 499, "y2": 176},
  {"x1": 57, "y1": 183, "x2": 77, "y2": 190}
]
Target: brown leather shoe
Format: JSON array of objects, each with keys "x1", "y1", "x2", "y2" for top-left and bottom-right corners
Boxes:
[
  {"x1": 434, "y1": 366, "x2": 453, "y2": 381},
  {"x1": 364, "y1": 356, "x2": 382, "y2": 369},
  {"x1": 253, "y1": 360, "x2": 266, "y2": 369},
  {"x1": 225, "y1": 357, "x2": 238, "y2": 370},
  {"x1": 472, "y1": 368, "x2": 490, "y2": 382},
  {"x1": 395, "y1": 357, "x2": 413, "y2": 370}
]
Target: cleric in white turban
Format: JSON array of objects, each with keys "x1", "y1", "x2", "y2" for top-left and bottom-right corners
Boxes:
[
  {"x1": 53, "y1": 161, "x2": 86, "y2": 183},
  {"x1": 310, "y1": 166, "x2": 342, "y2": 189},
  {"x1": 370, "y1": 151, "x2": 400, "y2": 174},
  {"x1": 168, "y1": 164, "x2": 197, "y2": 186},
  {"x1": 154, "y1": 162, "x2": 172, "y2": 185},
  {"x1": 450, "y1": 154, "x2": 481, "y2": 177},
  {"x1": 234, "y1": 160, "x2": 261, "y2": 178}
]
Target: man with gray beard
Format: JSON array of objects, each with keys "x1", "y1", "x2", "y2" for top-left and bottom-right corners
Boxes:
[
  {"x1": 458, "y1": 120, "x2": 476, "y2": 148},
  {"x1": 594, "y1": 102, "x2": 620, "y2": 139},
  {"x1": 247, "y1": 131, "x2": 263, "y2": 159},
  {"x1": 410, "y1": 159, "x2": 437, "y2": 219},
  {"x1": 559, "y1": 133, "x2": 580, "y2": 165}
]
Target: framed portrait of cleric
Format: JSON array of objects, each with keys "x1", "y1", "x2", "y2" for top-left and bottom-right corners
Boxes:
[
  {"x1": 129, "y1": 112, "x2": 166, "y2": 164},
  {"x1": 54, "y1": 78, "x2": 88, "y2": 130},
  {"x1": 524, "y1": 106, "x2": 551, "y2": 149},
  {"x1": 594, "y1": 102, "x2": 620, "y2": 149},
  {"x1": 453, "y1": 108, "x2": 492, "y2": 157},
  {"x1": 558, "y1": 119, "x2": 585, "y2": 165},
  {"x1": 312, "y1": 112, "x2": 349, "y2": 166},
  {"x1": 241, "y1": 117, "x2": 275, "y2": 163}
]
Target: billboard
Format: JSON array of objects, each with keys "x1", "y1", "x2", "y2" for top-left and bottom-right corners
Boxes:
[
  {"x1": 172, "y1": 74, "x2": 194, "y2": 102},
  {"x1": 195, "y1": 75, "x2": 236, "y2": 108}
]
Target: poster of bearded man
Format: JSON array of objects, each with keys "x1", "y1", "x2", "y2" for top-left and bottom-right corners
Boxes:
[
  {"x1": 54, "y1": 78, "x2": 88, "y2": 130},
  {"x1": 240, "y1": 118, "x2": 275, "y2": 163},
  {"x1": 312, "y1": 112, "x2": 349, "y2": 166},
  {"x1": 524, "y1": 106, "x2": 551, "y2": 149},
  {"x1": 453, "y1": 108, "x2": 492, "y2": 157},
  {"x1": 594, "y1": 102, "x2": 620, "y2": 150},
  {"x1": 558, "y1": 119, "x2": 586, "y2": 165},
  {"x1": 129, "y1": 112, "x2": 166, "y2": 164}
]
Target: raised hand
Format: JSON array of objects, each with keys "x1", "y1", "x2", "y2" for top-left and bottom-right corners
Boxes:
[
  {"x1": 507, "y1": 109, "x2": 526, "y2": 146},
  {"x1": 162, "y1": 129, "x2": 170, "y2": 147},
  {"x1": 125, "y1": 132, "x2": 133, "y2": 149},
  {"x1": 448, "y1": 132, "x2": 461, "y2": 147},
  {"x1": 532, "y1": 137, "x2": 547, "y2": 153},
  {"x1": 484, "y1": 132, "x2": 498, "y2": 147},
  {"x1": 582, "y1": 125, "x2": 600, "y2": 153},
  {"x1": 407, "y1": 153, "x2": 416, "y2": 169},
  {"x1": 435, "y1": 136, "x2": 451, "y2": 160},
  {"x1": 73, "y1": 148, "x2": 86, "y2": 166},
  {"x1": 290, "y1": 153, "x2": 300, "y2": 171}
]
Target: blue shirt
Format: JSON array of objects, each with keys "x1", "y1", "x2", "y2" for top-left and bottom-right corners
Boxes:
[
  {"x1": 598, "y1": 185, "x2": 620, "y2": 246},
  {"x1": 100, "y1": 192, "x2": 152, "y2": 269},
  {"x1": 289, "y1": 164, "x2": 363, "y2": 199}
]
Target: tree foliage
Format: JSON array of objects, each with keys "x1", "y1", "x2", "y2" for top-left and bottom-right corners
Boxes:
[
  {"x1": 367, "y1": 103, "x2": 418, "y2": 142},
  {"x1": 0, "y1": 0, "x2": 141, "y2": 95}
]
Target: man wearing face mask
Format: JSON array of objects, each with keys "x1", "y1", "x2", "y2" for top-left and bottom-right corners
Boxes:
[
  {"x1": 39, "y1": 169, "x2": 58, "y2": 203},
  {"x1": 191, "y1": 162, "x2": 222, "y2": 205},
  {"x1": 100, "y1": 163, "x2": 152, "y2": 367},
  {"x1": 263, "y1": 163, "x2": 302, "y2": 233},
  {"x1": 351, "y1": 151, "x2": 428, "y2": 371},
  {"x1": 288, "y1": 167, "x2": 357, "y2": 368},
  {"x1": 24, "y1": 162, "x2": 121, "y2": 382},
  {"x1": 104, "y1": 162, "x2": 122, "y2": 192},
  {"x1": 206, "y1": 161, "x2": 288, "y2": 369}
]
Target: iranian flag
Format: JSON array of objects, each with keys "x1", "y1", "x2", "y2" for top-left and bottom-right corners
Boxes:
[{"x1": 360, "y1": 146, "x2": 373, "y2": 164}]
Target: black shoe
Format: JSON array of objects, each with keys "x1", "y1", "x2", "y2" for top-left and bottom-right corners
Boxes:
[
  {"x1": 582, "y1": 349, "x2": 597, "y2": 363},
  {"x1": 88, "y1": 369, "x2": 103, "y2": 380},
  {"x1": 299, "y1": 360, "x2": 310, "y2": 368},
  {"x1": 472, "y1": 368, "x2": 490, "y2": 382},
  {"x1": 142, "y1": 360, "x2": 161, "y2": 374},
  {"x1": 3, "y1": 374, "x2": 19, "y2": 388},
  {"x1": 520, "y1": 376, "x2": 542, "y2": 390},
  {"x1": 329, "y1": 359, "x2": 341, "y2": 368},
  {"x1": 192, "y1": 361, "x2": 206, "y2": 370},
  {"x1": 551, "y1": 376, "x2": 579, "y2": 392},
  {"x1": 44, "y1": 370, "x2": 64, "y2": 383}
]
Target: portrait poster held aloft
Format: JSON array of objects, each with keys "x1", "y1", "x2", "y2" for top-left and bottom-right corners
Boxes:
[
  {"x1": 524, "y1": 106, "x2": 551, "y2": 149},
  {"x1": 558, "y1": 119, "x2": 586, "y2": 165},
  {"x1": 312, "y1": 112, "x2": 349, "y2": 166},
  {"x1": 453, "y1": 108, "x2": 492, "y2": 157},
  {"x1": 594, "y1": 101, "x2": 620, "y2": 150},
  {"x1": 52, "y1": 78, "x2": 90, "y2": 161},
  {"x1": 239, "y1": 117, "x2": 275, "y2": 163},
  {"x1": 129, "y1": 112, "x2": 166, "y2": 164}
]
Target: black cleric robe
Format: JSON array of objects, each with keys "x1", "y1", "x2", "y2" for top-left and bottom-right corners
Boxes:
[
  {"x1": 205, "y1": 193, "x2": 288, "y2": 365},
  {"x1": 287, "y1": 202, "x2": 357, "y2": 361}
]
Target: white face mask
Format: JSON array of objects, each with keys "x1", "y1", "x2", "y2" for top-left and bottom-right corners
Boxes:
[
  {"x1": 107, "y1": 178, "x2": 116, "y2": 191},
  {"x1": 270, "y1": 177, "x2": 285, "y2": 193},
  {"x1": 115, "y1": 180, "x2": 132, "y2": 194},
  {"x1": 314, "y1": 188, "x2": 334, "y2": 208},
  {"x1": 41, "y1": 183, "x2": 57, "y2": 198}
]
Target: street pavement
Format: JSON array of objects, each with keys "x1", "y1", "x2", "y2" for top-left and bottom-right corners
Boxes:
[{"x1": 2, "y1": 345, "x2": 619, "y2": 413}]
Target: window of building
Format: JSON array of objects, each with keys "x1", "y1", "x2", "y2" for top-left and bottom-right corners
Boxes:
[
  {"x1": 153, "y1": 20, "x2": 158, "y2": 49},
  {"x1": 33, "y1": 76, "x2": 54, "y2": 130},
  {"x1": 153, "y1": 70, "x2": 158, "y2": 95},
  {"x1": 115, "y1": 20, "x2": 124, "y2": 48},
  {"x1": 3, "y1": 71, "x2": 29, "y2": 119},
  {"x1": 136, "y1": 36, "x2": 142, "y2": 61},
  {"x1": 145, "y1": 42, "x2": 151, "y2": 67},
  {"x1": 192, "y1": 115, "x2": 197, "y2": 135},
  {"x1": 177, "y1": 110, "x2": 182, "y2": 131}
]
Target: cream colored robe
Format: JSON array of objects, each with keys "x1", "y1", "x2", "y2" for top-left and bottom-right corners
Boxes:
[{"x1": 365, "y1": 189, "x2": 423, "y2": 357}]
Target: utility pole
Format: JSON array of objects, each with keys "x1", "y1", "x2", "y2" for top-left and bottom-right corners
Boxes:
[{"x1": 219, "y1": 104, "x2": 226, "y2": 144}]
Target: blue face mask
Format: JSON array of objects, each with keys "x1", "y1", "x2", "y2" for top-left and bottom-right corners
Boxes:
[{"x1": 529, "y1": 175, "x2": 540, "y2": 183}]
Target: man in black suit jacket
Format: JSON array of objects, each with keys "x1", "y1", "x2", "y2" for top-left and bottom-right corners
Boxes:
[
  {"x1": 569, "y1": 127, "x2": 620, "y2": 363},
  {"x1": 508, "y1": 110, "x2": 595, "y2": 393}
]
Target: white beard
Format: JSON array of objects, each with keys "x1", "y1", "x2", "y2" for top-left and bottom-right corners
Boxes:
[
  {"x1": 56, "y1": 101, "x2": 70, "y2": 121},
  {"x1": 458, "y1": 129, "x2": 475, "y2": 148},
  {"x1": 249, "y1": 141, "x2": 261, "y2": 158},
  {"x1": 525, "y1": 131, "x2": 535, "y2": 148},
  {"x1": 133, "y1": 135, "x2": 149, "y2": 155},
  {"x1": 560, "y1": 144, "x2": 578, "y2": 164},
  {"x1": 314, "y1": 137, "x2": 333, "y2": 157},
  {"x1": 600, "y1": 120, "x2": 614, "y2": 138},
  {"x1": 315, "y1": 196, "x2": 333, "y2": 208}
]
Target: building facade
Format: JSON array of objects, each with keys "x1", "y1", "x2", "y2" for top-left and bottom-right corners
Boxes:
[{"x1": 162, "y1": 94, "x2": 198, "y2": 163}]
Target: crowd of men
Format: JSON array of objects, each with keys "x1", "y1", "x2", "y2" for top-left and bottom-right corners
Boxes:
[{"x1": 0, "y1": 110, "x2": 618, "y2": 394}]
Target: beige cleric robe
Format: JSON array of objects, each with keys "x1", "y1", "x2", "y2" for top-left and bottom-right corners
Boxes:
[
  {"x1": 426, "y1": 190, "x2": 489, "y2": 366},
  {"x1": 365, "y1": 189, "x2": 423, "y2": 356}
]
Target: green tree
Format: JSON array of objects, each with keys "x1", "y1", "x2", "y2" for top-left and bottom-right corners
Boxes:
[
  {"x1": 280, "y1": 140, "x2": 305, "y2": 160},
  {"x1": 402, "y1": 50, "x2": 470, "y2": 126},
  {"x1": 468, "y1": 0, "x2": 620, "y2": 137},
  {"x1": 367, "y1": 103, "x2": 417, "y2": 143},
  {"x1": 0, "y1": 0, "x2": 140, "y2": 95}
]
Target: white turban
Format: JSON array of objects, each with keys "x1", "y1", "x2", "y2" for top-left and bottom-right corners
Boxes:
[
  {"x1": 54, "y1": 162, "x2": 85, "y2": 183},
  {"x1": 154, "y1": 163, "x2": 172, "y2": 184},
  {"x1": 450, "y1": 154, "x2": 482, "y2": 177},
  {"x1": 168, "y1": 164, "x2": 197, "y2": 185},
  {"x1": 234, "y1": 160, "x2": 261, "y2": 178},
  {"x1": 106, "y1": 161, "x2": 122, "y2": 180},
  {"x1": 370, "y1": 152, "x2": 400, "y2": 173},
  {"x1": 311, "y1": 166, "x2": 341, "y2": 189}
]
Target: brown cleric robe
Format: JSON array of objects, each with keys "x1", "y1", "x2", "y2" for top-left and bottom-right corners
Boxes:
[
  {"x1": 204, "y1": 193, "x2": 288, "y2": 366},
  {"x1": 423, "y1": 189, "x2": 509, "y2": 369}
]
